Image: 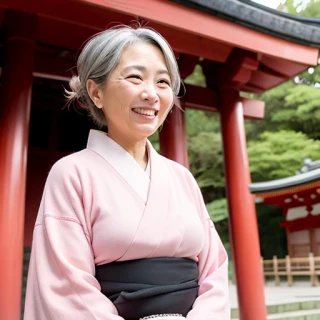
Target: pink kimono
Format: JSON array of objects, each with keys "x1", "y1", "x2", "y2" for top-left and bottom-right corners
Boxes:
[{"x1": 24, "y1": 130, "x2": 230, "y2": 319}]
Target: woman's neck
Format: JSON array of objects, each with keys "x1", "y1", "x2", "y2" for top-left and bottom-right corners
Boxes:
[{"x1": 107, "y1": 130, "x2": 148, "y2": 170}]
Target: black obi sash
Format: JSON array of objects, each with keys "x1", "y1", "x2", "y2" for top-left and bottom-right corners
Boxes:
[{"x1": 95, "y1": 257, "x2": 199, "y2": 320}]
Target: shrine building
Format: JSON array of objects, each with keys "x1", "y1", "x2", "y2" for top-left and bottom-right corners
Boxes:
[
  {"x1": 1, "y1": 1, "x2": 320, "y2": 319},
  {"x1": 250, "y1": 159, "x2": 320, "y2": 258}
]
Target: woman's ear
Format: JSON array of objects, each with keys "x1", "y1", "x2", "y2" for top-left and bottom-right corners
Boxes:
[{"x1": 86, "y1": 79, "x2": 104, "y2": 109}]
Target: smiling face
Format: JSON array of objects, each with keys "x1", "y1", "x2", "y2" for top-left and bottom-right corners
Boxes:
[{"x1": 88, "y1": 41, "x2": 174, "y2": 142}]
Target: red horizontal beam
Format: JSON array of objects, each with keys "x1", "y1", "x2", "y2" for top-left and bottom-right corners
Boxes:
[
  {"x1": 280, "y1": 214, "x2": 320, "y2": 233},
  {"x1": 257, "y1": 182, "x2": 320, "y2": 202},
  {"x1": 0, "y1": 0, "x2": 232, "y2": 62},
  {"x1": 151, "y1": 24, "x2": 232, "y2": 63},
  {"x1": 249, "y1": 69, "x2": 288, "y2": 91},
  {"x1": 260, "y1": 56, "x2": 308, "y2": 78},
  {"x1": 241, "y1": 98, "x2": 265, "y2": 120},
  {"x1": 1, "y1": 1, "x2": 315, "y2": 91},
  {"x1": 183, "y1": 84, "x2": 264, "y2": 119},
  {"x1": 3, "y1": 0, "x2": 317, "y2": 65},
  {"x1": 182, "y1": 84, "x2": 218, "y2": 112},
  {"x1": 78, "y1": 0, "x2": 319, "y2": 65},
  {"x1": 262, "y1": 186, "x2": 320, "y2": 208}
]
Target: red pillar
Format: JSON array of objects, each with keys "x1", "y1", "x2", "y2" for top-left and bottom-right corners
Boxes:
[
  {"x1": 159, "y1": 105, "x2": 189, "y2": 168},
  {"x1": 219, "y1": 88, "x2": 266, "y2": 320},
  {"x1": 0, "y1": 11, "x2": 37, "y2": 320}
]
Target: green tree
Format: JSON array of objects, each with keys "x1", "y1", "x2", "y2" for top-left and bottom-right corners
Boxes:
[
  {"x1": 246, "y1": 0, "x2": 320, "y2": 140},
  {"x1": 248, "y1": 130, "x2": 320, "y2": 182},
  {"x1": 188, "y1": 131, "x2": 225, "y2": 200},
  {"x1": 278, "y1": 0, "x2": 320, "y2": 18},
  {"x1": 245, "y1": 81, "x2": 293, "y2": 139},
  {"x1": 184, "y1": 64, "x2": 206, "y2": 87},
  {"x1": 278, "y1": 0, "x2": 320, "y2": 85},
  {"x1": 185, "y1": 108, "x2": 224, "y2": 202},
  {"x1": 273, "y1": 84, "x2": 320, "y2": 138},
  {"x1": 206, "y1": 198, "x2": 228, "y2": 223},
  {"x1": 300, "y1": 0, "x2": 320, "y2": 18},
  {"x1": 186, "y1": 109, "x2": 220, "y2": 137},
  {"x1": 246, "y1": 82, "x2": 320, "y2": 140}
]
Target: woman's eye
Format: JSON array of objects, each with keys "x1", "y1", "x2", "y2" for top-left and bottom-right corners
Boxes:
[
  {"x1": 127, "y1": 75, "x2": 142, "y2": 80},
  {"x1": 158, "y1": 79, "x2": 171, "y2": 86}
]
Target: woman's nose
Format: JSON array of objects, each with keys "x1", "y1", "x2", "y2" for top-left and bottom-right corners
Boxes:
[{"x1": 141, "y1": 84, "x2": 159, "y2": 103}]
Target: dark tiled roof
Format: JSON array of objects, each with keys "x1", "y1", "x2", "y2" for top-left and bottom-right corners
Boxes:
[
  {"x1": 249, "y1": 168, "x2": 320, "y2": 193},
  {"x1": 297, "y1": 159, "x2": 320, "y2": 173},
  {"x1": 172, "y1": 0, "x2": 320, "y2": 47},
  {"x1": 249, "y1": 159, "x2": 320, "y2": 194}
]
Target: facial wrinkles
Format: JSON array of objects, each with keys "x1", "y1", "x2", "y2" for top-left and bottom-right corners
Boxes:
[
  {"x1": 103, "y1": 77, "x2": 130, "y2": 122},
  {"x1": 121, "y1": 71, "x2": 170, "y2": 88},
  {"x1": 103, "y1": 44, "x2": 173, "y2": 126},
  {"x1": 117, "y1": 70, "x2": 170, "y2": 107},
  {"x1": 120, "y1": 57, "x2": 171, "y2": 85}
]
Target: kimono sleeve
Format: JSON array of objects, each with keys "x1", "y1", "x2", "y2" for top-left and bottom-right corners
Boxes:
[
  {"x1": 186, "y1": 179, "x2": 230, "y2": 320},
  {"x1": 24, "y1": 159, "x2": 124, "y2": 320}
]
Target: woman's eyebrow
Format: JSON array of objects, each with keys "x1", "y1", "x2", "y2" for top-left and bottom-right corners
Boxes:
[{"x1": 122, "y1": 65, "x2": 170, "y2": 76}]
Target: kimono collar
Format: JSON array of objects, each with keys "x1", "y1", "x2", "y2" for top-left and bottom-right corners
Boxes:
[
  {"x1": 86, "y1": 129, "x2": 151, "y2": 203},
  {"x1": 87, "y1": 130, "x2": 150, "y2": 176}
]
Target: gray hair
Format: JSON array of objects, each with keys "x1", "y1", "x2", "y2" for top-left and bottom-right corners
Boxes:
[{"x1": 66, "y1": 25, "x2": 182, "y2": 127}]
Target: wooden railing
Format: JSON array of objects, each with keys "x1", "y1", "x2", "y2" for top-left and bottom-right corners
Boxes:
[{"x1": 262, "y1": 253, "x2": 320, "y2": 286}]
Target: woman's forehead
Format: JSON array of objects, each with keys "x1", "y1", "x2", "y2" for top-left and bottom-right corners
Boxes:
[{"x1": 118, "y1": 42, "x2": 167, "y2": 68}]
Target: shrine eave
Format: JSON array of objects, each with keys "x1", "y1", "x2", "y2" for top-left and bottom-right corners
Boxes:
[
  {"x1": 249, "y1": 168, "x2": 320, "y2": 194},
  {"x1": 174, "y1": 0, "x2": 320, "y2": 48},
  {"x1": 0, "y1": 0, "x2": 319, "y2": 93}
]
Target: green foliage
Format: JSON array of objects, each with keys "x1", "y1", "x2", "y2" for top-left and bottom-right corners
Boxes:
[
  {"x1": 278, "y1": 0, "x2": 296, "y2": 13},
  {"x1": 269, "y1": 84, "x2": 320, "y2": 139},
  {"x1": 206, "y1": 198, "x2": 228, "y2": 222},
  {"x1": 148, "y1": 130, "x2": 160, "y2": 152},
  {"x1": 298, "y1": 65, "x2": 320, "y2": 86},
  {"x1": 300, "y1": 0, "x2": 320, "y2": 18},
  {"x1": 278, "y1": 0, "x2": 320, "y2": 18},
  {"x1": 246, "y1": 82, "x2": 320, "y2": 140},
  {"x1": 188, "y1": 131, "x2": 225, "y2": 192},
  {"x1": 186, "y1": 109, "x2": 220, "y2": 137},
  {"x1": 284, "y1": 85, "x2": 320, "y2": 120},
  {"x1": 184, "y1": 64, "x2": 206, "y2": 87},
  {"x1": 186, "y1": 109, "x2": 225, "y2": 200},
  {"x1": 277, "y1": 0, "x2": 320, "y2": 87},
  {"x1": 245, "y1": 81, "x2": 293, "y2": 139},
  {"x1": 248, "y1": 130, "x2": 320, "y2": 182},
  {"x1": 246, "y1": 0, "x2": 320, "y2": 141}
]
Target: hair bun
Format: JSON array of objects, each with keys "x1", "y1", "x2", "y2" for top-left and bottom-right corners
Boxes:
[{"x1": 65, "y1": 75, "x2": 82, "y2": 101}]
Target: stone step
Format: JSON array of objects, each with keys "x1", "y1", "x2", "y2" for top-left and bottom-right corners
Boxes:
[
  {"x1": 232, "y1": 309, "x2": 320, "y2": 320},
  {"x1": 231, "y1": 300, "x2": 320, "y2": 319},
  {"x1": 267, "y1": 309, "x2": 320, "y2": 320},
  {"x1": 231, "y1": 300, "x2": 320, "y2": 317}
]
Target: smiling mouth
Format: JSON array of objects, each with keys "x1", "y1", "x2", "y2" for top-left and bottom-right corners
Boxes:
[{"x1": 132, "y1": 108, "x2": 158, "y2": 116}]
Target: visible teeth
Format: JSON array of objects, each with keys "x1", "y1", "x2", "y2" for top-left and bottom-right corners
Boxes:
[{"x1": 133, "y1": 108, "x2": 156, "y2": 116}]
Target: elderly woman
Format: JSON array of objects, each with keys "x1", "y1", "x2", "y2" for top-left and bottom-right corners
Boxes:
[{"x1": 24, "y1": 26, "x2": 230, "y2": 320}]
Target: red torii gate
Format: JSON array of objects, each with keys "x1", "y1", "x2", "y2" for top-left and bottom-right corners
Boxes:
[{"x1": 0, "y1": 1, "x2": 319, "y2": 320}]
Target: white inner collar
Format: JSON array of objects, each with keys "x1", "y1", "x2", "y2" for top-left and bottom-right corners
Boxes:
[{"x1": 87, "y1": 130, "x2": 151, "y2": 202}]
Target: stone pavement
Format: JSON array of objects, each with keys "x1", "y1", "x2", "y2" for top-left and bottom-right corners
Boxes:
[{"x1": 229, "y1": 281, "x2": 320, "y2": 308}]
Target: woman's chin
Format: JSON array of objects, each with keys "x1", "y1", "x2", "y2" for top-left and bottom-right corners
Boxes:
[{"x1": 132, "y1": 125, "x2": 158, "y2": 139}]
